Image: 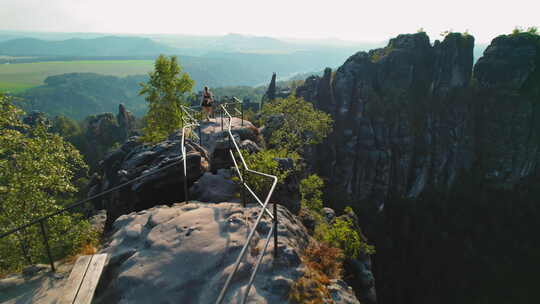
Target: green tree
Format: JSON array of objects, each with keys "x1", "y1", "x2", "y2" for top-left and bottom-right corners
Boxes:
[
  {"x1": 140, "y1": 55, "x2": 194, "y2": 143},
  {"x1": 260, "y1": 96, "x2": 333, "y2": 153},
  {"x1": 0, "y1": 94, "x2": 92, "y2": 272}
]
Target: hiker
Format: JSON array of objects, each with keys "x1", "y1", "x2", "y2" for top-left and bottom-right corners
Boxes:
[{"x1": 201, "y1": 86, "x2": 214, "y2": 121}]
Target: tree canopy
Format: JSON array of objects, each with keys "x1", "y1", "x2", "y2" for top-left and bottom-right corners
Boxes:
[
  {"x1": 140, "y1": 55, "x2": 195, "y2": 143},
  {"x1": 260, "y1": 96, "x2": 333, "y2": 153},
  {"x1": 0, "y1": 94, "x2": 92, "y2": 272}
]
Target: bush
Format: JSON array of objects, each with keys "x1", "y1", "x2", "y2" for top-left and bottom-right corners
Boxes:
[
  {"x1": 235, "y1": 148, "x2": 299, "y2": 199},
  {"x1": 315, "y1": 217, "x2": 375, "y2": 259},
  {"x1": 300, "y1": 174, "x2": 324, "y2": 214}
]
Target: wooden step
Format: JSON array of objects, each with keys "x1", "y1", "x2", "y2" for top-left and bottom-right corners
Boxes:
[{"x1": 60, "y1": 254, "x2": 108, "y2": 304}]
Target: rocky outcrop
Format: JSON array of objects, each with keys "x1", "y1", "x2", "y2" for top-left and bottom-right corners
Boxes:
[
  {"x1": 116, "y1": 103, "x2": 136, "y2": 141},
  {"x1": 86, "y1": 104, "x2": 136, "y2": 148},
  {"x1": 197, "y1": 117, "x2": 261, "y2": 171},
  {"x1": 93, "y1": 202, "x2": 360, "y2": 304},
  {"x1": 89, "y1": 116, "x2": 262, "y2": 227},
  {"x1": 296, "y1": 32, "x2": 478, "y2": 209},
  {"x1": 295, "y1": 31, "x2": 540, "y2": 304},
  {"x1": 261, "y1": 72, "x2": 277, "y2": 108},
  {"x1": 472, "y1": 33, "x2": 540, "y2": 183},
  {"x1": 298, "y1": 31, "x2": 540, "y2": 209},
  {"x1": 89, "y1": 133, "x2": 210, "y2": 228}
]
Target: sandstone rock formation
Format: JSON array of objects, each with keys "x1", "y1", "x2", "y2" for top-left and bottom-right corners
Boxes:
[
  {"x1": 197, "y1": 116, "x2": 260, "y2": 170},
  {"x1": 86, "y1": 104, "x2": 136, "y2": 149},
  {"x1": 296, "y1": 32, "x2": 477, "y2": 208},
  {"x1": 295, "y1": 31, "x2": 540, "y2": 304},
  {"x1": 88, "y1": 134, "x2": 209, "y2": 228},
  {"x1": 298, "y1": 32, "x2": 540, "y2": 210},
  {"x1": 93, "y1": 202, "x2": 360, "y2": 304},
  {"x1": 116, "y1": 103, "x2": 136, "y2": 141},
  {"x1": 261, "y1": 72, "x2": 277, "y2": 108},
  {"x1": 89, "y1": 116, "x2": 261, "y2": 228}
]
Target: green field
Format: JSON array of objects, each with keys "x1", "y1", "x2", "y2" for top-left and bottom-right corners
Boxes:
[{"x1": 0, "y1": 60, "x2": 154, "y2": 93}]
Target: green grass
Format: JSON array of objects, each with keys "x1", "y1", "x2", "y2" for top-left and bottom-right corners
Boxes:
[
  {"x1": 0, "y1": 82, "x2": 36, "y2": 94},
  {"x1": 0, "y1": 60, "x2": 154, "y2": 93}
]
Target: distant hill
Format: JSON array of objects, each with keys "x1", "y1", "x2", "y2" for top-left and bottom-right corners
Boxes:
[
  {"x1": 0, "y1": 36, "x2": 179, "y2": 57},
  {"x1": 17, "y1": 73, "x2": 147, "y2": 120}
]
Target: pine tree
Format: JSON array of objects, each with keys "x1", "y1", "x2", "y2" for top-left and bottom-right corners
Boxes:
[{"x1": 140, "y1": 55, "x2": 194, "y2": 143}]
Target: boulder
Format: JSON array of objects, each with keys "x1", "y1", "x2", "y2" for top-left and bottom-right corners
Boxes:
[{"x1": 189, "y1": 172, "x2": 239, "y2": 203}]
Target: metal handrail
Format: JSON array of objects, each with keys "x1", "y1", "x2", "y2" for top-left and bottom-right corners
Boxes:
[
  {"x1": 1, "y1": 103, "x2": 206, "y2": 271},
  {"x1": 0, "y1": 158, "x2": 186, "y2": 271},
  {"x1": 215, "y1": 104, "x2": 279, "y2": 304}
]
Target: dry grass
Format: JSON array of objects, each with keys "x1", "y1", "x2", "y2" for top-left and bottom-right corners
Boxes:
[
  {"x1": 250, "y1": 245, "x2": 261, "y2": 257},
  {"x1": 289, "y1": 241, "x2": 344, "y2": 304},
  {"x1": 63, "y1": 242, "x2": 98, "y2": 264}
]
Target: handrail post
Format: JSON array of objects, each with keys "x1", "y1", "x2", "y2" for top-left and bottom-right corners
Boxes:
[
  {"x1": 184, "y1": 174, "x2": 189, "y2": 202},
  {"x1": 198, "y1": 126, "x2": 202, "y2": 146},
  {"x1": 39, "y1": 219, "x2": 55, "y2": 272},
  {"x1": 241, "y1": 167, "x2": 246, "y2": 208},
  {"x1": 241, "y1": 100, "x2": 244, "y2": 127},
  {"x1": 273, "y1": 203, "x2": 278, "y2": 258}
]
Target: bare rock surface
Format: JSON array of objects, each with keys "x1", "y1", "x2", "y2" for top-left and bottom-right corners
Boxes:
[
  {"x1": 189, "y1": 171, "x2": 239, "y2": 203},
  {"x1": 93, "y1": 202, "x2": 360, "y2": 304},
  {"x1": 0, "y1": 262, "x2": 73, "y2": 304},
  {"x1": 197, "y1": 116, "x2": 260, "y2": 171}
]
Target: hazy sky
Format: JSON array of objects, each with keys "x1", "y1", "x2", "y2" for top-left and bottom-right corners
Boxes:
[{"x1": 1, "y1": 0, "x2": 538, "y2": 43}]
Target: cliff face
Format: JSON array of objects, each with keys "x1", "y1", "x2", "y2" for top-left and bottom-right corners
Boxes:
[
  {"x1": 298, "y1": 32, "x2": 540, "y2": 208},
  {"x1": 297, "y1": 32, "x2": 540, "y2": 304}
]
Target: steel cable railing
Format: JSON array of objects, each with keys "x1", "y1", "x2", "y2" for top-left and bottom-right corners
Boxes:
[
  {"x1": 1, "y1": 103, "x2": 209, "y2": 272},
  {"x1": 0, "y1": 158, "x2": 186, "y2": 271},
  {"x1": 1, "y1": 97, "x2": 275, "y2": 303},
  {"x1": 215, "y1": 104, "x2": 279, "y2": 304},
  {"x1": 180, "y1": 104, "x2": 202, "y2": 202}
]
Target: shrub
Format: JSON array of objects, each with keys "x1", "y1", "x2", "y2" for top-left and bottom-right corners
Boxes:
[
  {"x1": 235, "y1": 148, "x2": 299, "y2": 199},
  {"x1": 315, "y1": 217, "x2": 375, "y2": 259},
  {"x1": 300, "y1": 174, "x2": 324, "y2": 215}
]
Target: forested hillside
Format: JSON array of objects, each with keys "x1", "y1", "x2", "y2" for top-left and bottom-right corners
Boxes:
[{"x1": 18, "y1": 73, "x2": 147, "y2": 120}]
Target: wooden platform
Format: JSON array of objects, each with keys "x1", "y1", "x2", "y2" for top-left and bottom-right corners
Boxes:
[{"x1": 60, "y1": 254, "x2": 108, "y2": 304}]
